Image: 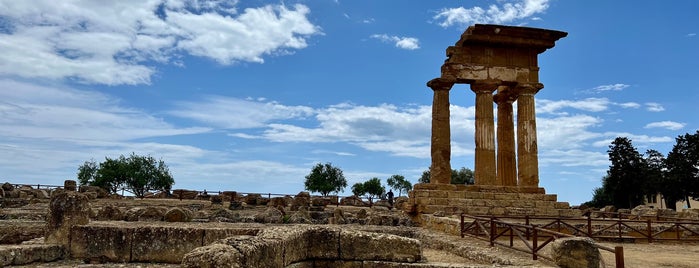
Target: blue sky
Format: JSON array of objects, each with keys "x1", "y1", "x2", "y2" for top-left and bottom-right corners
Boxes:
[{"x1": 0, "y1": 0, "x2": 697, "y2": 205}]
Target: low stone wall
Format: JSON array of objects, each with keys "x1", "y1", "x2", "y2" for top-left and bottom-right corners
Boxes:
[
  {"x1": 70, "y1": 222, "x2": 260, "y2": 263},
  {"x1": 0, "y1": 244, "x2": 66, "y2": 266},
  {"x1": 182, "y1": 226, "x2": 422, "y2": 267}
]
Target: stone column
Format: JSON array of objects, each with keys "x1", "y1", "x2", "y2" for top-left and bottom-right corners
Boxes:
[
  {"x1": 516, "y1": 83, "x2": 544, "y2": 188},
  {"x1": 494, "y1": 87, "x2": 517, "y2": 186},
  {"x1": 470, "y1": 80, "x2": 499, "y2": 186},
  {"x1": 427, "y1": 78, "x2": 454, "y2": 184}
]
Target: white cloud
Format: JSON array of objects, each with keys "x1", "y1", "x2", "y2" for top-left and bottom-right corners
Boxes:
[
  {"x1": 433, "y1": 0, "x2": 549, "y2": 27},
  {"x1": 0, "y1": 79, "x2": 209, "y2": 143},
  {"x1": 644, "y1": 121, "x2": 686, "y2": 130},
  {"x1": 370, "y1": 34, "x2": 420, "y2": 50},
  {"x1": 169, "y1": 96, "x2": 315, "y2": 129},
  {"x1": 592, "y1": 83, "x2": 630, "y2": 92},
  {"x1": 645, "y1": 102, "x2": 665, "y2": 112},
  {"x1": 687, "y1": 33, "x2": 697, "y2": 37},
  {"x1": 592, "y1": 133, "x2": 673, "y2": 148},
  {"x1": 0, "y1": 1, "x2": 320, "y2": 85},
  {"x1": 617, "y1": 102, "x2": 640, "y2": 109},
  {"x1": 537, "y1": 115, "x2": 603, "y2": 150},
  {"x1": 537, "y1": 98, "x2": 610, "y2": 114}
]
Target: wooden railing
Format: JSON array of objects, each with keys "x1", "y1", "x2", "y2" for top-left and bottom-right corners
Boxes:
[
  {"x1": 466, "y1": 215, "x2": 699, "y2": 243},
  {"x1": 460, "y1": 214, "x2": 625, "y2": 267}
]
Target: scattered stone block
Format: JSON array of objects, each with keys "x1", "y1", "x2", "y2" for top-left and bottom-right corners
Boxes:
[
  {"x1": 551, "y1": 237, "x2": 601, "y2": 268},
  {"x1": 164, "y1": 207, "x2": 193, "y2": 222},
  {"x1": 45, "y1": 191, "x2": 90, "y2": 246}
]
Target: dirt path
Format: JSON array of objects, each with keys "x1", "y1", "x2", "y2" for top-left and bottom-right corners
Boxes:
[{"x1": 598, "y1": 242, "x2": 699, "y2": 268}]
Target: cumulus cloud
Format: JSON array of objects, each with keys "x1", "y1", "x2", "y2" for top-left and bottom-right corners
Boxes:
[
  {"x1": 645, "y1": 102, "x2": 665, "y2": 112},
  {"x1": 370, "y1": 34, "x2": 420, "y2": 50},
  {"x1": 433, "y1": 0, "x2": 549, "y2": 27},
  {"x1": 0, "y1": 1, "x2": 320, "y2": 85},
  {"x1": 644, "y1": 121, "x2": 686, "y2": 130}
]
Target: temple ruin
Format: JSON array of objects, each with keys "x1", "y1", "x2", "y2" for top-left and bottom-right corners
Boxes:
[{"x1": 406, "y1": 24, "x2": 575, "y2": 217}]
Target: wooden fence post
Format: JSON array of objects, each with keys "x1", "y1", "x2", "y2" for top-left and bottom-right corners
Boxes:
[{"x1": 615, "y1": 246, "x2": 624, "y2": 268}]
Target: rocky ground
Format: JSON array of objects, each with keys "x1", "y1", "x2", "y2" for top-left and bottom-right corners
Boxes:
[{"x1": 3, "y1": 191, "x2": 699, "y2": 267}]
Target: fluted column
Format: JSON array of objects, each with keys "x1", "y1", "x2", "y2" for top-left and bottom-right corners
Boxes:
[
  {"x1": 516, "y1": 83, "x2": 544, "y2": 188},
  {"x1": 428, "y1": 78, "x2": 454, "y2": 184},
  {"x1": 494, "y1": 87, "x2": 518, "y2": 186},
  {"x1": 470, "y1": 80, "x2": 500, "y2": 186}
]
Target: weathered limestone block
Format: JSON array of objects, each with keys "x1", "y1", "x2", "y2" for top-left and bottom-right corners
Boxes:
[
  {"x1": 203, "y1": 228, "x2": 260, "y2": 245},
  {"x1": 551, "y1": 237, "x2": 601, "y2": 268},
  {"x1": 164, "y1": 207, "x2": 193, "y2": 222},
  {"x1": 181, "y1": 243, "x2": 242, "y2": 268},
  {"x1": 126, "y1": 206, "x2": 166, "y2": 222},
  {"x1": 173, "y1": 189, "x2": 199, "y2": 199},
  {"x1": 1, "y1": 182, "x2": 13, "y2": 191},
  {"x1": 220, "y1": 235, "x2": 284, "y2": 267},
  {"x1": 258, "y1": 226, "x2": 311, "y2": 266},
  {"x1": 45, "y1": 191, "x2": 90, "y2": 246},
  {"x1": 78, "y1": 185, "x2": 108, "y2": 198},
  {"x1": 96, "y1": 204, "x2": 125, "y2": 221},
  {"x1": 330, "y1": 208, "x2": 346, "y2": 224},
  {"x1": 0, "y1": 221, "x2": 45, "y2": 244},
  {"x1": 70, "y1": 225, "x2": 133, "y2": 263},
  {"x1": 291, "y1": 191, "x2": 311, "y2": 211},
  {"x1": 210, "y1": 195, "x2": 223, "y2": 205},
  {"x1": 64, "y1": 180, "x2": 77, "y2": 191},
  {"x1": 132, "y1": 226, "x2": 204, "y2": 263},
  {"x1": 244, "y1": 194, "x2": 264, "y2": 206},
  {"x1": 288, "y1": 207, "x2": 312, "y2": 224},
  {"x1": 306, "y1": 227, "x2": 340, "y2": 260},
  {"x1": 268, "y1": 197, "x2": 287, "y2": 208},
  {"x1": 340, "y1": 195, "x2": 367, "y2": 207},
  {"x1": 0, "y1": 244, "x2": 67, "y2": 266},
  {"x1": 253, "y1": 207, "x2": 283, "y2": 223},
  {"x1": 339, "y1": 230, "x2": 421, "y2": 262}
]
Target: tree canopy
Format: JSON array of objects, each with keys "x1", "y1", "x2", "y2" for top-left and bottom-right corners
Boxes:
[
  {"x1": 663, "y1": 131, "x2": 699, "y2": 209},
  {"x1": 351, "y1": 177, "x2": 385, "y2": 204},
  {"x1": 304, "y1": 162, "x2": 347, "y2": 196},
  {"x1": 77, "y1": 153, "x2": 174, "y2": 198},
  {"x1": 605, "y1": 137, "x2": 646, "y2": 208},
  {"x1": 419, "y1": 167, "x2": 475, "y2": 185},
  {"x1": 584, "y1": 131, "x2": 699, "y2": 210},
  {"x1": 386, "y1": 174, "x2": 412, "y2": 196}
]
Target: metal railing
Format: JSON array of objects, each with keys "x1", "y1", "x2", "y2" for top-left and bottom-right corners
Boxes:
[{"x1": 460, "y1": 214, "x2": 625, "y2": 268}]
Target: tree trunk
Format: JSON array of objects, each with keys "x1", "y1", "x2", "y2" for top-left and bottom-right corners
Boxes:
[{"x1": 685, "y1": 195, "x2": 692, "y2": 209}]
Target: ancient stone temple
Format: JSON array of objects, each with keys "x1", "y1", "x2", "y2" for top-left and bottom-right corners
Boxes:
[{"x1": 406, "y1": 24, "x2": 576, "y2": 217}]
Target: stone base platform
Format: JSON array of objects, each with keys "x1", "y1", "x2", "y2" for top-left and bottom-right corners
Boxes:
[{"x1": 404, "y1": 183, "x2": 579, "y2": 217}]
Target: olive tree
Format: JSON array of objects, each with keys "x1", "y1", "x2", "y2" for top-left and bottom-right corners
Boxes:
[{"x1": 304, "y1": 162, "x2": 347, "y2": 196}]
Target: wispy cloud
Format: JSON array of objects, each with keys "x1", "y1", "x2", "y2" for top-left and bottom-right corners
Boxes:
[
  {"x1": 687, "y1": 33, "x2": 697, "y2": 37},
  {"x1": 370, "y1": 34, "x2": 420, "y2": 50},
  {"x1": 592, "y1": 83, "x2": 630, "y2": 92},
  {"x1": 169, "y1": 96, "x2": 315, "y2": 129},
  {"x1": 537, "y1": 98, "x2": 611, "y2": 114},
  {"x1": 645, "y1": 102, "x2": 665, "y2": 112},
  {"x1": 644, "y1": 121, "x2": 686, "y2": 130},
  {"x1": 0, "y1": 1, "x2": 320, "y2": 85},
  {"x1": 433, "y1": 0, "x2": 549, "y2": 27}
]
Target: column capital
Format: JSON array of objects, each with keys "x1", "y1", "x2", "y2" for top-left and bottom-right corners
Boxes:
[
  {"x1": 427, "y1": 78, "x2": 455, "y2": 91},
  {"x1": 493, "y1": 86, "x2": 518, "y2": 104},
  {"x1": 470, "y1": 79, "x2": 501, "y2": 94},
  {"x1": 515, "y1": 82, "x2": 544, "y2": 95}
]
